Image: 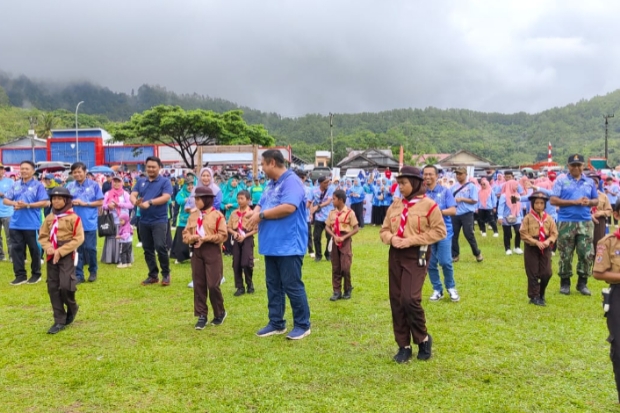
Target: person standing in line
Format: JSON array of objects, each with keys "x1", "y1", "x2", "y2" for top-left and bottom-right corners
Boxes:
[
  {"x1": 130, "y1": 156, "x2": 173, "y2": 286},
  {"x1": 250, "y1": 177, "x2": 264, "y2": 209},
  {"x1": 423, "y1": 165, "x2": 459, "y2": 302},
  {"x1": 66, "y1": 162, "x2": 104, "y2": 283},
  {"x1": 171, "y1": 176, "x2": 194, "y2": 264},
  {"x1": 101, "y1": 175, "x2": 132, "y2": 265},
  {"x1": 605, "y1": 177, "x2": 620, "y2": 227},
  {"x1": 450, "y1": 167, "x2": 483, "y2": 263},
  {"x1": 0, "y1": 164, "x2": 14, "y2": 261},
  {"x1": 116, "y1": 212, "x2": 134, "y2": 269},
  {"x1": 248, "y1": 149, "x2": 311, "y2": 340},
  {"x1": 3, "y1": 160, "x2": 49, "y2": 285},
  {"x1": 325, "y1": 189, "x2": 359, "y2": 301},
  {"x1": 101, "y1": 174, "x2": 113, "y2": 195},
  {"x1": 38, "y1": 187, "x2": 84, "y2": 334},
  {"x1": 295, "y1": 170, "x2": 315, "y2": 258},
  {"x1": 587, "y1": 172, "x2": 613, "y2": 250},
  {"x1": 550, "y1": 154, "x2": 598, "y2": 295},
  {"x1": 380, "y1": 166, "x2": 446, "y2": 363},
  {"x1": 497, "y1": 180, "x2": 524, "y2": 256},
  {"x1": 310, "y1": 176, "x2": 334, "y2": 262},
  {"x1": 348, "y1": 177, "x2": 365, "y2": 229},
  {"x1": 228, "y1": 190, "x2": 257, "y2": 296},
  {"x1": 477, "y1": 178, "x2": 499, "y2": 237}
]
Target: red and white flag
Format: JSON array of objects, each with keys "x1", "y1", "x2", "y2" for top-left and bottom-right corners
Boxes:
[{"x1": 548, "y1": 142, "x2": 552, "y2": 164}]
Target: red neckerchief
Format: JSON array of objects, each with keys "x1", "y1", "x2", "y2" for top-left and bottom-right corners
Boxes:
[
  {"x1": 530, "y1": 210, "x2": 548, "y2": 254},
  {"x1": 196, "y1": 207, "x2": 214, "y2": 237},
  {"x1": 614, "y1": 228, "x2": 620, "y2": 240},
  {"x1": 397, "y1": 196, "x2": 425, "y2": 238},
  {"x1": 236, "y1": 209, "x2": 248, "y2": 237},
  {"x1": 333, "y1": 208, "x2": 347, "y2": 248},
  {"x1": 49, "y1": 211, "x2": 79, "y2": 261}
]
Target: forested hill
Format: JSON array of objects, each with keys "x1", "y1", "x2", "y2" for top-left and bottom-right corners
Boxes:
[{"x1": 1, "y1": 71, "x2": 620, "y2": 166}]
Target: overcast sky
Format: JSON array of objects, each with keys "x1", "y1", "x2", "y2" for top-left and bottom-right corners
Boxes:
[{"x1": 1, "y1": 0, "x2": 620, "y2": 117}]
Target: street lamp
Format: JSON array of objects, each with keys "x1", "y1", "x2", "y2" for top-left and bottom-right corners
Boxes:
[
  {"x1": 75, "y1": 101, "x2": 84, "y2": 162},
  {"x1": 329, "y1": 113, "x2": 334, "y2": 169}
]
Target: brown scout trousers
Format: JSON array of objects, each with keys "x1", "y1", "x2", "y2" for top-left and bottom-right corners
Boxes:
[
  {"x1": 191, "y1": 242, "x2": 225, "y2": 318},
  {"x1": 330, "y1": 234, "x2": 352, "y2": 293},
  {"x1": 523, "y1": 243, "x2": 552, "y2": 299},
  {"x1": 388, "y1": 246, "x2": 429, "y2": 347},
  {"x1": 46, "y1": 253, "x2": 78, "y2": 325},
  {"x1": 606, "y1": 284, "x2": 620, "y2": 402},
  {"x1": 232, "y1": 234, "x2": 254, "y2": 289}
]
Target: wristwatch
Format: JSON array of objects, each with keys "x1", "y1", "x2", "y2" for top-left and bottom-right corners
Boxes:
[
  {"x1": 148, "y1": 200, "x2": 153, "y2": 206},
  {"x1": 259, "y1": 212, "x2": 265, "y2": 220},
  {"x1": 27, "y1": 204, "x2": 30, "y2": 209}
]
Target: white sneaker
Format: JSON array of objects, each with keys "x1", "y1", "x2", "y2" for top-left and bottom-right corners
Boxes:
[
  {"x1": 514, "y1": 248, "x2": 523, "y2": 255},
  {"x1": 310, "y1": 253, "x2": 316, "y2": 258},
  {"x1": 429, "y1": 290, "x2": 444, "y2": 301},
  {"x1": 552, "y1": 251, "x2": 556, "y2": 256},
  {"x1": 493, "y1": 233, "x2": 499, "y2": 238},
  {"x1": 447, "y1": 288, "x2": 460, "y2": 302},
  {"x1": 220, "y1": 277, "x2": 226, "y2": 285},
  {"x1": 136, "y1": 242, "x2": 143, "y2": 248},
  {"x1": 481, "y1": 232, "x2": 487, "y2": 237},
  {"x1": 175, "y1": 260, "x2": 180, "y2": 264},
  {"x1": 116, "y1": 263, "x2": 127, "y2": 268},
  {"x1": 505, "y1": 249, "x2": 513, "y2": 256},
  {"x1": 187, "y1": 281, "x2": 194, "y2": 288}
]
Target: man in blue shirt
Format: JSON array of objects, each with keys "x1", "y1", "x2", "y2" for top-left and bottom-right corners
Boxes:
[
  {"x1": 423, "y1": 165, "x2": 460, "y2": 302},
  {"x1": 66, "y1": 162, "x2": 104, "y2": 283},
  {"x1": 3, "y1": 160, "x2": 49, "y2": 285},
  {"x1": 248, "y1": 150, "x2": 311, "y2": 340},
  {"x1": 310, "y1": 176, "x2": 334, "y2": 262},
  {"x1": 551, "y1": 154, "x2": 599, "y2": 295},
  {"x1": 450, "y1": 167, "x2": 483, "y2": 263},
  {"x1": 130, "y1": 156, "x2": 173, "y2": 286},
  {"x1": 0, "y1": 164, "x2": 14, "y2": 261},
  {"x1": 605, "y1": 176, "x2": 619, "y2": 227}
]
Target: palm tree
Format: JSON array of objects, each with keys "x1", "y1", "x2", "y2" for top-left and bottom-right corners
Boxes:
[{"x1": 37, "y1": 112, "x2": 57, "y2": 139}]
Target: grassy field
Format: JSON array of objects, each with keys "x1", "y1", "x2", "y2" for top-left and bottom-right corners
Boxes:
[{"x1": 0, "y1": 226, "x2": 618, "y2": 413}]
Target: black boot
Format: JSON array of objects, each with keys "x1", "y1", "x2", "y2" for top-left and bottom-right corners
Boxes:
[
  {"x1": 576, "y1": 277, "x2": 591, "y2": 296},
  {"x1": 247, "y1": 284, "x2": 255, "y2": 294},
  {"x1": 234, "y1": 288, "x2": 245, "y2": 297},
  {"x1": 559, "y1": 278, "x2": 570, "y2": 295},
  {"x1": 329, "y1": 292, "x2": 342, "y2": 301}
]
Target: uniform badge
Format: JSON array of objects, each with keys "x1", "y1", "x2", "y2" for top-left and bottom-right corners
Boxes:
[
  {"x1": 597, "y1": 255, "x2": 603, "y2": 263},
  {"x1": 615, "y1": 251, "x2": 620, "y2": 256}
]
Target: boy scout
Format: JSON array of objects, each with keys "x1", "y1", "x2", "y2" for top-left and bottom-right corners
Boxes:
[
  {"x1": 38, "y1": 187, "x2": 85, "y2": 334},
  {"x1": 227, "y1": 190, "x2": 257, "y2": 296},
  {"x1": 325, "y1": 189, "x2": 359, "y2": 301},
  {"x1": 519, "y1": 191, "x2": 558, "y2": 306},
  {"x1": 379, "y1": 166, "x2": 446, "y2": 364}
]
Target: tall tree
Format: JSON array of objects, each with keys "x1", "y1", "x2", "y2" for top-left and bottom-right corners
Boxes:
[
  {"x1": 111, "y1": 105, "x2": 275, "y2": 169},
  {"x1": 0, "y1": 86, "x2": 9, "y2": 107},
  {"x1": 37, "y1": 112, "x2": 57, "y2": 138}
]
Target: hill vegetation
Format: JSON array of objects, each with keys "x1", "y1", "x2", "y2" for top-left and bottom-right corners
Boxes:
[{"x1": 1, "y1": 71, "x2": 620, "y2": 166}]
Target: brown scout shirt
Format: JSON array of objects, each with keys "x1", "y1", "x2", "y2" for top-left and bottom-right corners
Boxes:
[
  {"x1": 594, "y1": 191, "x2": 612, "y2": 218},
  {"x1": 325, "y1": 206, "x2": 359, "y2": 233},
  {"x1": 519, "y1": 212, "x2": 558, "y2": 247},
  {"x1": 38, "y1": 210, "x2": 85, "y2": 258},
  {"x1": 380, "y1": 196, "x2": 447, "y2": 246},
  {"x1": 227, "y1": 208, "x2": 254, "y2": 233},
  {"x1": 183, "y1": 207, "x2": 228, "y2": 245},
  {"x1": 594, "y1": 234, "x2": 620, "y2": 280}
]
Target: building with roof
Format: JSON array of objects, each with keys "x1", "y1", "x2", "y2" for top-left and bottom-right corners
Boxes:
[{"x1": 337, "y1": 148, "x2": 400, "y2": 172}]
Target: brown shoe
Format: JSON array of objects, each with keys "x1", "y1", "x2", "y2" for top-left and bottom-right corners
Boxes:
[
  {"x1": 476, "y1": 254, "x2": 484, "y2": 262},
  {"x1": 452, "y1": 256, "x2": 459, "y2": 263},
  {"x1": 161, "y1": 276, "x2": 171, "y2": 286}
]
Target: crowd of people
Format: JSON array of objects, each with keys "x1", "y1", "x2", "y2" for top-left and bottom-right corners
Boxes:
[{"x1": 3, "y1": 151, "x2": 620, "y2": 402}]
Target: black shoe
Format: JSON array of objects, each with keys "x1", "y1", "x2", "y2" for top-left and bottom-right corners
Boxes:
[
  {"x1": 141, "y1": 277, "x2": 159, "y2": 286},
  {"x1": 66, "y1": 305, "x2": 79, "y2": 325},
  {"x1": 47, "y1": 324, "x2": 65, "y2": 334},
  {"x1": 314, "y1": 257, "x2": 322, "y2": 262},
  {"x1": 343, "y1": 288, "x2": 353, "y2": 299},
  {"x1": 87, "y1": 273, "x2": 97, "y2": 283},
  {"x1": 234, "y1": 288, "x2": 245, "y2": 296},
  {"x1": 212, "y1": 311, "x2": 227, "y2": 326},
  {"x1": 529, "y1": 297, "x2": 546, "y2": 306},
  {"x1": 27, "y1": 275, "x2": 42, "y2": 284},
  {"x1": 577, "y1": 285, "x2": 591, "y2": 296},
  {"x1": 195, "y1": 315, "x2": 207, "y2": 330},
  {"x1": 393, "y1": 346, "x2": 413, "y2": 364},
  {"x1": 76, "y1": 278, "x2": 85, "y2": 285},
  {"x1": 9, "y1": 277, "x2": 27, "y2": 286},
  {"x1": 329, "y1": 292, "x2": 342, "y2": 301},
  {"x1": 417, "y1": 334, "x2": 433, "y2": 361},
  {"x1": 247, "y1": 285, "x2": 255, "y2": 294},
  {"x1": 161, "y1": 276, "x2": 170, "y2": 286},
  {"x1": 559, "y1": 285, "x2": 570, "y2": 295}
]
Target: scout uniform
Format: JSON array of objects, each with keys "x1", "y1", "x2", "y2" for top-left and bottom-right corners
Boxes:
[
  {"x1": 183, "y1": 186, "x2": 228, "y2": 328},
  {"x1": 379, "y1": 166, "x2": 447, "y2": 363},
  {"x1": 519, "y1": 191, "x2": 558, "y2": 305},
  {"x1": 228, "y1": 206, "x2": 255, "y2": 295},
  {"x1": 38, "y1": 187, "x2": 85, "y2": 334},
  {"x1": 593, "y1": 232, "x2": 620, "y2": 402},
  {"x1": 325, "y1": 205, "x2": 359, "y2": 300},
  {"x1": 587, "y1": 172, "x2": 613, "y2": 250}
]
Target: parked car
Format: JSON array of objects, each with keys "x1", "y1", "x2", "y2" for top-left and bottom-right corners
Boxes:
[{"x1": 310, "y1": 167, "x2": 332, "y2": 182}]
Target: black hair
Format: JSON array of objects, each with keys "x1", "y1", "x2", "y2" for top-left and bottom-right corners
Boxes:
[
  {"x1": 145, "y1": 156, "x2": 163, "y2": 167},
  {"x1": 20, "y1": 160, "x2": 35, "y2": 169},
  {"x1": 614, "y1": 199, "x2": 620, "y2": 213},
  {"x1": 333, "y1": 189, "x2": 347, "y2": 202},
  {"x1": 422, "y1": 165, "x2": 438, "y2": 174},
  {"x1": 237, "y1": 190, "x2": 251, "y2": 200},
  {"x1": 70, "y1": 162, "x2": 87, "y2": 172},
  {"x1": 504, "y1": 170, "x2": 514, "y2": 176},
  {"x1": 262, "y1": 149, "x2": 285, "y2": 167}
]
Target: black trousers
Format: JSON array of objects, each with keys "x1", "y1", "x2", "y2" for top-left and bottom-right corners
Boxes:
[
  {"x1": 10, "y1": 229, "x2": 41, "y2": 280},
  {"x1": 477, "y1": 209, "x2": 498, "y2": 234},
  {"x1": 313, "y1": 221, "x2": 332, "y2": 260},
  {"x1": 119, "y1": 242, "x2": 132, "y2": 264},
  {"x1": 139, "y1": 222, "x2": 170, "y2": 279},
  {"x1": 607, "y1": 285, "x2": 620, "y2": 402},
  {"x1": 503, "y1": 224, "x2": 521, "y2": 250},
  {"x1": 307, "y1": 223, "x2": 314, "y2": 254},
  {"x1": 451, "y1": 212, "x2": 481, "y2": 258},
  {"x1": 46, "y1": 254, "x2": 78, "y2": 325},
  {"x1": 351, "y1": 202, "x2": 364, "y2": 228}
]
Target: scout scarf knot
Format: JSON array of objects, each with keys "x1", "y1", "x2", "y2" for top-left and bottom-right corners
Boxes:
[
  {"x1": 614, "y1": 227, "x2": 620, "y2": 240},
  {"x1": 333, "y1": 209, "x2": 352, "y2": 248},
  {"x1": 531, "y1": 210, "x2": 548, "y2": 254},
  {"x1": 196, "y1": 208, "x2": 212, "y2": 237},
  {"x1": 49, "y1": 211, "x2": 80, "y2": 261},
  {"x1": 236, "y1": 210, "x2": 247, "y2": 237},
  {"x1": 397, "y1": 196, "x2": 425, "y2": 238}
]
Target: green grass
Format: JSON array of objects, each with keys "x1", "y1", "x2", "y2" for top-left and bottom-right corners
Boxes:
[{"x1": 0, "y1": 227, "x2": 618, "y2": 412}]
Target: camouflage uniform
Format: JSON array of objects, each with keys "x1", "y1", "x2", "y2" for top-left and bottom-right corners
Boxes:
[{"x1": 557, "y1": 221, "x2": 594, "y2": 279}]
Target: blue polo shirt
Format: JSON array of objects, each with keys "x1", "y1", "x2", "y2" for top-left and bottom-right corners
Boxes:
[
  {"x1": 132, "y1": 176, "x2": 173, "y2": 225},
  {"x1": 0, "y1": 177, "x2": 15, "y2": 218},
  {"x1": 450, "y1": 182, "x2": 478, "y2": 215},
  {"x1": 66, "y1": 179, "x2": 104, "y2": 232},
  {"x1": 312, "y1": 186, "x2": 334, "y2": 222},
  {"x1": 5, "y1": 178, "x2": 49, "y2": 230},
  {"x1": 552, "y1": 173, "x2": 598, "y2": 222},
  {"x1": 258, "y1": 170, "x2": 308, "y2": 256},
  {"x1": 426, "y1": 184, "x2": 456, "y2": 238}
]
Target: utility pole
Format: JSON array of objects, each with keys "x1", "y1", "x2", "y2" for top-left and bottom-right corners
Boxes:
[
  {"x1": 75, "y1": 101, "x2": 84, "y2": 162},
  {"x1": 329, "y1": 113, "x2": 334, "y2": 169},
  {"x1": 28, "y1": 116, "x2": 37, "y2": 163},
  {"x1": 605, "y1": 114, "x2": 614, "y2": 162}
]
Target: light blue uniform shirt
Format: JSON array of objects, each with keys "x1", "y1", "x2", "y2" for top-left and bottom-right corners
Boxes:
[
  {"x1": 451, "y1": 182, "x2": 478, "y2": 215},
  {"x1": 312, "y1": 186, "x2": 334, "y2": 222},
  {"x1": 426, "y1": 184, "x2": 456, "y2": 238},
  {"x1": 0, "y1": 177, "x2": 15, "y2": 218},
  {"x1": 497, "y1": 194, "x2": 524, "y2": 224},
  {"x1": 5, "y1": 178, "x2": 49, "y2": 230},
  {"x1": 66, "y1": 179, "x2": 104, "y2": 232},
  {"x1": 258, "y1": 170, "x2": 308, "y2": 256},
  {"x1": 605, "y1": 183, "x2": 619, "y2": 205},
  {"x1": 477, "y1": 190, "x2": 497, "y2": 210},
  {"x1": 552, "y1": 174, "x2": 598, "y2": 222}
]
